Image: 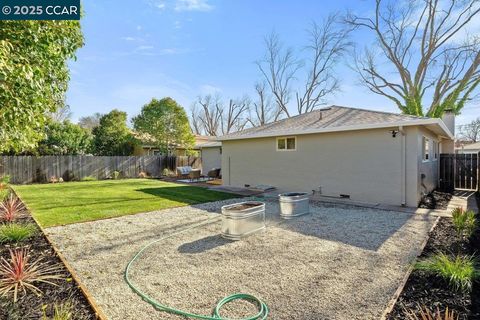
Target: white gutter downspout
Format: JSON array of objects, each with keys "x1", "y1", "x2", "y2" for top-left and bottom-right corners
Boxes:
[{"x1": 399, "y1": 126, "x2": 406, "y2": 206}]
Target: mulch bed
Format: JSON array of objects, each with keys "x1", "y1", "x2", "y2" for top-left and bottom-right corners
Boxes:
[
  {"x1": 0, "y1": 202, "x2": 97, "y2": 319},
  {"x1": 387, "y1": 192, "x2": 480, "y2": 320},
  {"x1": 418, "y1": 190, "x2": 453, "y2": 210}
]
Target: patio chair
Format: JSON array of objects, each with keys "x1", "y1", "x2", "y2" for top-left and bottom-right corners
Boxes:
[
  {"x1": 189, "y1": 169, "x2": 201, "y2": 182},
  {"x1": 207, "y1": 168, "x2": 221, "y2": 180},
  {"x1": 176, "y1": 166, "x2": 193, "y2": 179}
]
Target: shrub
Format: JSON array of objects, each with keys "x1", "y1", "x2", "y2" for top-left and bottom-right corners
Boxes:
[
  {"x1": 81, "y1": 176, "x2": 97, "y2": 182},
  {"x1": 0, "y1": 194, "x2": 25, "y2": 222},
  {"x1": 0, "y1": 249, "x2": 62, "y2": 302},
  {"x1": 112, "y1": 170, "x2": 120, "y2": 180},
  {"x1": 406, "y1": 305, "x2": 457, "y2": 320},
  {"x1": 451, "y1": 207, "x2": 477, "y2": 238},
  {"x1": 415, "y1": 253, "x2": 478, "y2": 292},
  {"x1": 0, "y1": 223, "x2": 37, "y2": 243},
  {"x1": 42, "y1": 302, "x2": 74, "y2": 320},
  {"x1": 162, "y1": 168, "x2": 174, "y2": 177},
  {"x1": 138, "y1": 171, "x2": 148, "y2": 178},
  {"x1": 0, "y1": 176, "x2": 10, "y2": 201}
]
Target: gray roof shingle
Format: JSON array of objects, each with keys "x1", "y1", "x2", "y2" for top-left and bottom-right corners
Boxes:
[{"x1": 220, "y1": 105, "x2": 429, "y2": 140}]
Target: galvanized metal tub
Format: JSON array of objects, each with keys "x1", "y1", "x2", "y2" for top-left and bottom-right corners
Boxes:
[
  {"x1": 221, "y1": 201, "x2": 266, "y2": 240},
  {"x1": 279, "y1": 192, "x2": 310, "y2": 219}
]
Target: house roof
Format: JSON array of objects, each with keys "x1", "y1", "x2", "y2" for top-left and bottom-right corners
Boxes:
[
  {"x1": 195, "y1": 141, "x2": 222, "y2": 148},
  {"x1": 457, "y1": 142, "x2": 480, "y2": 150},
  {"x1": 218, "y1": 105, "x2": 454, "y2": 141}
]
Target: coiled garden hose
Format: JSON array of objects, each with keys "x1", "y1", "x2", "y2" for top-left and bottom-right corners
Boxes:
[{"x1": 124, "y1": 216, "x2": 269, "y2": 320}]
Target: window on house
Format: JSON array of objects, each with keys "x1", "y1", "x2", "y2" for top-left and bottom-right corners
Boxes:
[
  {"x1": 277, "y1": 137, "x2": 296, "y2": 151},
  {"x1": 422, "y1": 137, "x2": 430, "y2": 161},
  {"x1": 433, "y1": 141, "x2": 438, "y2": 160}
]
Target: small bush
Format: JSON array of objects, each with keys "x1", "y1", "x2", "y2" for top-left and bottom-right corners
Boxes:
[
  {"x1": 415, "y1": 253, "x2": 478, "y2": 292},
  {"x1": 0, "y1": 249, "x2": 62, "y2": 302},
  {"x1": 0, "y1": 194, "x2": 25, "y2": 222},
  {"x1": 42, "y1": 302, "x2": 74, "y2": 320},
  {"x1": 0, "y1": 223, "x2": 37, "y2": 243},
  {"x1": 0, "y1": 176, "x2": 10, "y2": 201},
  {"x1": 112, "y1": 170, "x2": 120, "y2": 180},
  {"x1": 405, "y1": 305, "x2": 457, "y2": 320},
  {"x1": 81, "y1": 176, "x2": 97, "y2": 182},
  {"x1": 162, "y1": 168, "x2": 174, "y2": 177},
  {"x1": 138, "y1": 171, "x2": 148, "y2": 178},
  {"x1": 451, "y1": 207, "x2": 477, "y2": 238}
]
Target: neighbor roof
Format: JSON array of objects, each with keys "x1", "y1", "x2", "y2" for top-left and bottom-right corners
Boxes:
[
  {"x1": 219, "y1": 106, "x2": 454, "y2": 140},
  {"x1": 459, "y1": 142, "x2": 480, "y2": 150}
]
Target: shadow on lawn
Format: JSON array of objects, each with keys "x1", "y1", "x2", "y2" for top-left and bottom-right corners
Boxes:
[{"x1": 137, "y1": 186, "x2": 236, "y2": 208}]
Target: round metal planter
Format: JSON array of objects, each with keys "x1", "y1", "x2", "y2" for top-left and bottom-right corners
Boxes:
[
  {"x1": 279, "y1": 192, "x2": 310, "y2": 219},
  {"x1": 221, "y1": 201, "x2": 266, "y2": 240}
]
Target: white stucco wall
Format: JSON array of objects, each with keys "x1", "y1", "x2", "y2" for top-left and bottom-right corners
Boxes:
[
  {"x1": 222, "y1": 126, "x2": 444, "y2": 207},
  {"x1": 201, "y1": 147, "x2": 222, "y2": 175}
]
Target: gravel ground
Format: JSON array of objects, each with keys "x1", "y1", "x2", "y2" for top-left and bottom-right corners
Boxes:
[{"x1": 45, "y1": 198, "x2": 436, "y2": 320}]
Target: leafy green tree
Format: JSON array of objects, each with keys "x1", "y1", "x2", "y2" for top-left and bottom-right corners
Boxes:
[
  {"x1": 92, "y1": 110, "x2": 137, "y2": 155},
  {"x1": 132, "y1": 98, "x2": 195, "y2": 154},
  {"x1": 37, "y1": 121, "x2": 92, "y2": 155},
  {"x1": 0, "y1": 21, "x2": 84, "y2": 152}
]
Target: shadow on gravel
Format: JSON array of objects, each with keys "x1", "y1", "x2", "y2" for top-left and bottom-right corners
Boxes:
[{"x1": 177, "y1": 235, "x2": 231, "y2": 254}]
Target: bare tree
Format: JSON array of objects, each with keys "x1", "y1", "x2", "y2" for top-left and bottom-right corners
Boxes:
[
  {"x1": 248, "y1": 82, "x2": 282, "y2": 126},
  {"x1": 345, "y1": 0, "x2": 480, "y2": 117},
  {"x1": 49, "y1": 105, "x2": 72, "y2": 122},
  {"x1": 458, "y1": 117, "x2": 480, "y2": 142},
  {"x1": 221, "y1": 97, "x2": 250, "y2": 134},
  {"x1": 78, "y1": 112, "x2": 102, "y2": 132},
  {"x1": 190, "y1": 95, "x2": 251, "y2": 135},
  {"x1": 190, "y1": 104, "x2": 203, "y2": 135},
  {"x1": 256, "y1": 32, "x2": 301, "y2": 117},
  {"x1": 194, "y1": 95, "x2": 223, "y2": 136},
  {"x1": 257, "y1": 14, "x2": 350, "y2": 117}
]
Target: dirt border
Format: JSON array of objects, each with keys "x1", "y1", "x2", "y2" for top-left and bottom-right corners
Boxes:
[
  {"x1": 380, "y1": 216, "x2": 440, "y2": 320},
  {"x1": 11, "y1": 188, "x2": 108, "y2": 320}
]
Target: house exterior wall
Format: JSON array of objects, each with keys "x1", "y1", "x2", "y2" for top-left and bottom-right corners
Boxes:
[
  {"x1": 201, "y1": 147, "x2": 222, "y2": 174},
  {"x1": 416, "y1": 127, "x2": 440, "y2": 203},
  {"x1": 222, "y1": 126, "x2": 444, "y2": 207}
]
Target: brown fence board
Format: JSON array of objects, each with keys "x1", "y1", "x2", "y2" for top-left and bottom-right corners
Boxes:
[
  {"x1": 0, "y1": 155, "x2": 201, "y2": 184},
  {"x1": 440, "y1": 153, "x2": 478, "y2": 191}
]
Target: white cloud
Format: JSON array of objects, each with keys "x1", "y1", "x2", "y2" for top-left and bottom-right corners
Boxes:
[
  {"x1": 200, "y1": 84, "x2": 221, "y2": 95},
  {"x1": 121, "y1": 36, "x2": 137, "y2": 41},
  {"x1": 174, "y1": 21, "x2": 182, "y2": 29},
  {"x1": 175, "y1": 0, "x2": 214, "y2": 12}
]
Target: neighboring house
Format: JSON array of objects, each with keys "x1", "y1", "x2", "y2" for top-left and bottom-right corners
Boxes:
[
  {"x1": 198, "y1": 141, "x2": 222, "y2": 175},
  {"x1": 455, "y1": 141, "x2": 480, "y2": 154},
  {"x1": 218, "y1": 106, "x2": 455, "y2": 208},
  {"x1": 133, "y1": 134, "x2": 213, "y2": 156}
]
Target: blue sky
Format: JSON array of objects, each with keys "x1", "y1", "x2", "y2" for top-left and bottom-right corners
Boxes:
[{"x1": 66, "y1": 0, "x2": 479, "y2": 126}]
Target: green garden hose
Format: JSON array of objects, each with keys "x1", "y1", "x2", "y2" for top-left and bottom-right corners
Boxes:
[{"x1": 124, "y1": 216, "x2": 269, "y2": 320}]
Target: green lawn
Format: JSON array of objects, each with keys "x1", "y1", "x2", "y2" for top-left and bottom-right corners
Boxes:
[{"x1": 13, "y1": 179, "x2": 236, "y2": 227}]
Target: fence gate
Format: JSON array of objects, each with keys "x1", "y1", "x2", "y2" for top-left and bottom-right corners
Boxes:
[{"x1": 439, "y1": 153, "x2": 478, "y2": 192}]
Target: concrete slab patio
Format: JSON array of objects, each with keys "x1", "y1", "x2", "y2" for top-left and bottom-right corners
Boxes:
[{"x1": 45, "y1": 198, "x2": 437, "y2": 320}]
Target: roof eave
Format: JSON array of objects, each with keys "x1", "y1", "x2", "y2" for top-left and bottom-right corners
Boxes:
[{"x1": 218, "y1": 119, "x2": 455, "y2": 141}]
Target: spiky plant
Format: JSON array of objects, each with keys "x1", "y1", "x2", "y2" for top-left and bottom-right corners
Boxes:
[
  {"x1": 406, "y1": 305, "x2": 457, "y2": 320},
  {"x1": 415, "y1": 253, "x2": 478, "y2": 292},
  {"x1": 451, "y1": 207, "x2": 477, "y2": 238},
  {"x1": 42, "y1": 302, "x2": 74, "y2": 320},
  {"x1": 0, "y1": 223, "x2": 37, "y2": 243},
  {"x1": 0, "y1": 249, "x2": 62, "y2": 302},
  {"x1": 0, "y1": 195, "x2": 25, "y2": 222}
]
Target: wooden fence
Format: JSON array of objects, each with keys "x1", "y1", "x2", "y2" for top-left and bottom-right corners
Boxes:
[
  {"x1": 0, "y1": 155, "x2": 201, "y2": 184},
  {"x1": 439, "y1": 153, "x2": 478, "y2": 192}
]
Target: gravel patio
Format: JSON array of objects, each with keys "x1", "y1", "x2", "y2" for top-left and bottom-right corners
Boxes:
[{"x1": 45, "y1": 198, "x2": 436, "y2": 320}]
